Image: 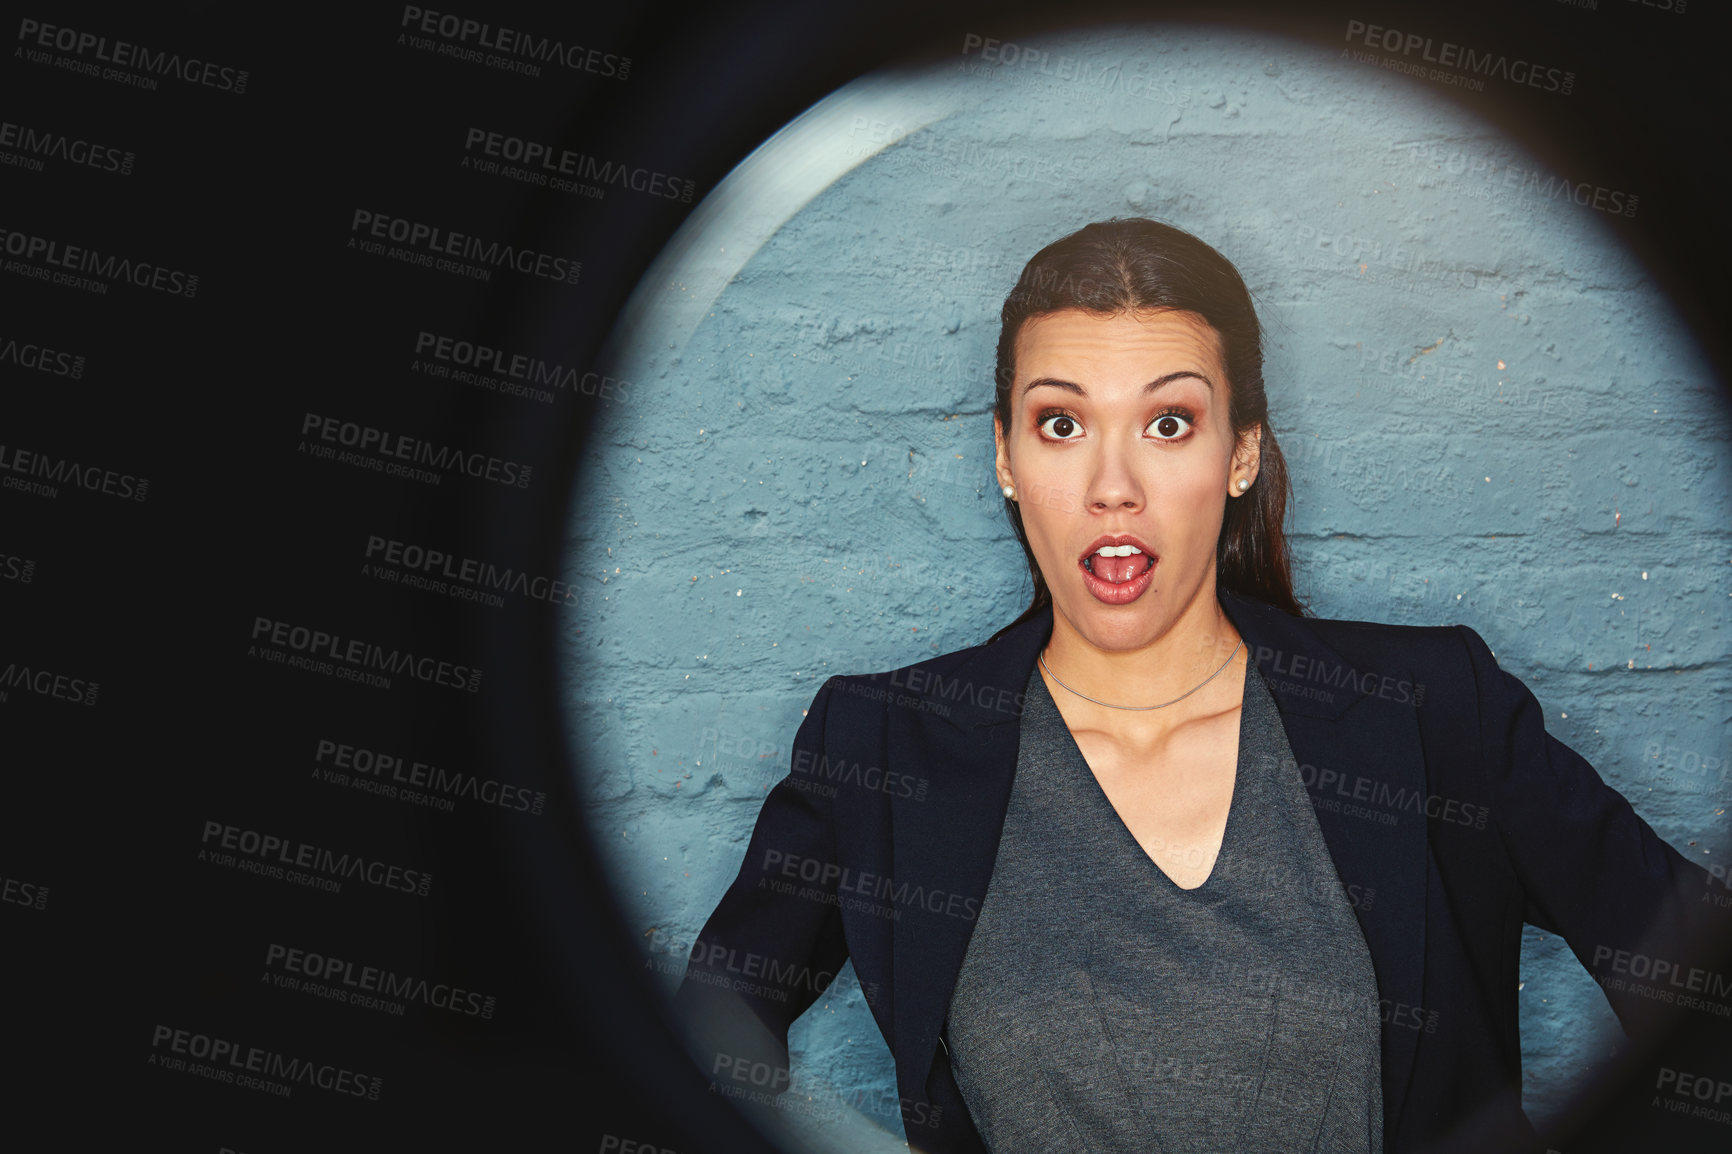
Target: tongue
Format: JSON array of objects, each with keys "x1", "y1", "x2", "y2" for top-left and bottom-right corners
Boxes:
[{"x1": 1093, "y1": 554, "x2": 1149, "y2": 584}]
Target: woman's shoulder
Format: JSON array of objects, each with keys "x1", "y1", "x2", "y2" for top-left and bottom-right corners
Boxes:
[
  {"x1": 812, "y1": 632, "x2": 1026, "y2": 732},
  {"x1": 1256, "y1": 603, "x2": 1509, "y2": 716},
  {"x1": 1297, "y1": 605, "x2": 1474, "y2": 646},
  {"x1": 814, "y1": 642, "x2": 984, "y2": 694},
  {"x1": 1221, "y1": 590, "x2": 1501, "y2": 708},
  {"x1": 1284, "y1": 604, "x2": 1483, "y2": 667},
  {"x1": 1303, "y1": 605, "x2": 1497, "y2": 656}
]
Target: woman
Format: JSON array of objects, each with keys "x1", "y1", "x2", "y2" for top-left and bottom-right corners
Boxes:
[{"x1": 672, "y1": 219, "x2": 1722, "y2": 1153}]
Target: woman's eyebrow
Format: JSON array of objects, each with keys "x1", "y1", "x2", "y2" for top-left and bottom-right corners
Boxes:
[{"x1": 1020, "y1": 370, "x2": 1214, "y2": 398}]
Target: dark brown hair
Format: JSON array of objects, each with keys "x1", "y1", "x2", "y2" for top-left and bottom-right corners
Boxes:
[{"x1": 986, "y1": 217, "x2": 1304, "y2": 644}]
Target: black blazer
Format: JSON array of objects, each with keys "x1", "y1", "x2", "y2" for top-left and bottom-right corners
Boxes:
[{"x1": 674, "y1": 588, "x2": 1719, "y2": 1152}]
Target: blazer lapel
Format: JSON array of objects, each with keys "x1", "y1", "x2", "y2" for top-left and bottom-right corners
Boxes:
[
  {"x1": 887, "y1": 604, "x2": 1049, "y2": 1101},
  {"x1": 1218, "y1": 589, "x2": 1430, "y2": 1134},
  {"x1": 885, "y1": 591, "x2": 1430, "y2": 1135}
]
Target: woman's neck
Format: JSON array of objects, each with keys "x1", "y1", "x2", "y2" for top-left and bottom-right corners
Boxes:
[{"x1": 1039, "y1": 580, "x2": 1247, "y2": 725}]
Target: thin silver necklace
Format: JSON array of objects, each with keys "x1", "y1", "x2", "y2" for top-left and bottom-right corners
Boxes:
[{"x1": 1039, "y1": 639, "x2": 1245, "y2": 710}]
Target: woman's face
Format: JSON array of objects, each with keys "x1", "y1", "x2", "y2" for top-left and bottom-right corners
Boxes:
[{"x1": 994, "y1": 307, "x2": 1258, "y2": 651}]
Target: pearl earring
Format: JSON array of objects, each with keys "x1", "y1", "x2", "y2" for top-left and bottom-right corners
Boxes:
[
  {"x1": 1236, "y1": 478, "x2": 1250, "y2": 492},
  {"x1": 1002, "y1": 485, "x2": 1015, "y2": 499}
]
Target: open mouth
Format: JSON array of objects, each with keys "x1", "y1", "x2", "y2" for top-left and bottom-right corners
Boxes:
[
  {"x1": 1077, "y1": 538, "x2": 1158, "y2": 604},
  {"x1": 1081, "y1": 549, "x2": 1156, "y2": 584}
]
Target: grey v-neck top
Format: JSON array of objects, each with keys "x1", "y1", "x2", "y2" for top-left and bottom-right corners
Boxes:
[{"x1": 943, "y1": 660, "x2": 1384, "y2": 1154}]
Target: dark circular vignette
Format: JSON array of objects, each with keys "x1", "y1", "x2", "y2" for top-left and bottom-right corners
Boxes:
[{"x1": 455, "y1": 2, "x2": 1732, "y2": 1152}]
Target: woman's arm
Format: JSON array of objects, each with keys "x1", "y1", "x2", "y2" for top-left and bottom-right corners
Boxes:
[
  {"x1": 1457, "y1": 624, "x2": 1726, "y2": 1039},
  {"x1": 670, "y1": 674, "x2": 854, "y2": 1098}
]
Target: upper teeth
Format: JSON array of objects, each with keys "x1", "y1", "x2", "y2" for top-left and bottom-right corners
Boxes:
[{"x1": 1094, "y1": 545, "x2": 1142, "y2": 557}]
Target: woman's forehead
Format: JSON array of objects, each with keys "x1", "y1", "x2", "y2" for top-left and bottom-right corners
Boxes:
[{"x1": 1014, "y1": 309, "x2": 1226, "y2": 384}]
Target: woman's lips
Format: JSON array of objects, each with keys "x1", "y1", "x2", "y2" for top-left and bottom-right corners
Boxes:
[{"x1": 1079, "y1": 552, "x2": 1156, "y2": 605}]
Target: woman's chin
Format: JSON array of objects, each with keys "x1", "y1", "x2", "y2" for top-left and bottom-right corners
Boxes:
[{"x1": 1057, "y1": 597, "x2": 1171, "y2": 650}]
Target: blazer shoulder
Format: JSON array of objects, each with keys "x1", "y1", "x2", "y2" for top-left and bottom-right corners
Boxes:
[
  {"x1": 1293, "y1": 608, "x2": 1475, "y2": 666},
  {"x1": 833, "y1": 638, "x2": 989, "y2": 691},
  {"x1": 820, "y1": 637, "x2": 1012, "y2": 734}
]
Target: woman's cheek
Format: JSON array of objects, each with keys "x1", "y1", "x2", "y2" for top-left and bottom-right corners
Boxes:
[{"x1": 1172, "y1": 472, "x2": 1228, "y2": 561}]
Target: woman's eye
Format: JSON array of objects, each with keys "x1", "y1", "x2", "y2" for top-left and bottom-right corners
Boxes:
[
  {"x1": 1147, "y1": 413, "x2": 1193, "y2": 441},
  {"x1": 1039, "y1": 414, "x2": 1084, "y2": 440}
]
